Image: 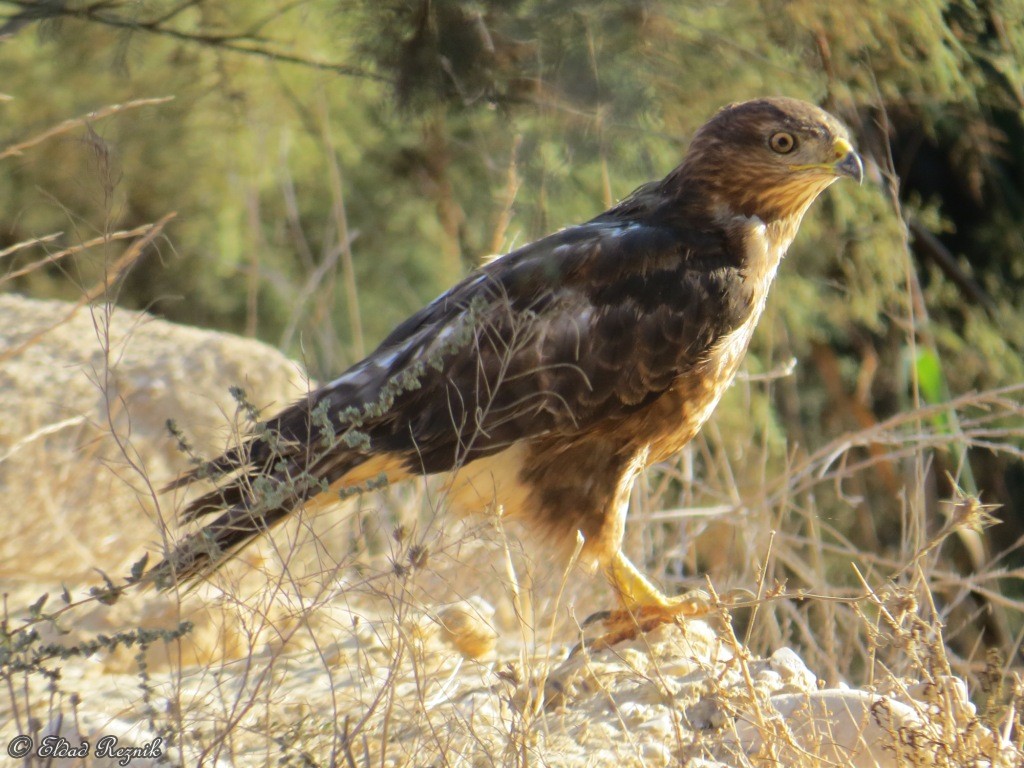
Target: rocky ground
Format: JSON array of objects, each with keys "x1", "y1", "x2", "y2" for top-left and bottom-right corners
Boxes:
[
  {"x1": 3, "y1": 595, "x2": 1016, "y2": 767},
  {"x1": 1, "y1": 294, "x2": 1020, "y2": 767}
]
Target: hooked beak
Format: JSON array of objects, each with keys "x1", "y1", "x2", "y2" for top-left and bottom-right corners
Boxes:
[{"x1": 831, "y1": 137, "x2": 864, "y2": 184}]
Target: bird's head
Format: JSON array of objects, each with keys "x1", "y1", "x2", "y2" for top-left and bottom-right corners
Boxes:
[{"x1": 676, "y1": 97, "x2": 863, "y2": 226}]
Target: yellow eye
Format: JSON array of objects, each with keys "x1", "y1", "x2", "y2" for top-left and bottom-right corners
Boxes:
[{"x1": 769, "y1": 131, "x2": 796, "y2": 154}]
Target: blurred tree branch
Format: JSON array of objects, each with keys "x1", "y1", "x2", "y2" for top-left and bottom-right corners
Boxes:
[{"x1": 0, "y1": 0, "x2": 390, "y2": 81}]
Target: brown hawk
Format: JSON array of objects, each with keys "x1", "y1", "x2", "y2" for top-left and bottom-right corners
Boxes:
[{"x1": 153, "y1": 97, "x2": 862, "y2": 626}]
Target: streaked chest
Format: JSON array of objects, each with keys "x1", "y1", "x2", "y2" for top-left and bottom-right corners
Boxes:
[
  {"x1": 704, "y1": 218, "x2": 785, "y2": 380},
  {"x1": 646, "y1": 216, "x2": 791, "y2": 461}
]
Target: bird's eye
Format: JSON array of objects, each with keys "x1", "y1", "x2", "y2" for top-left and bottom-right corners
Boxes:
[{"x1": 769, "y1": 132, "x2": 796, "y2": 154}]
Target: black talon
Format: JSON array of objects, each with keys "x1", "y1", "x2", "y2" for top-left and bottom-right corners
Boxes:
[{"x1": 582, "y1": 608, "x2": 614, "y2": 628}]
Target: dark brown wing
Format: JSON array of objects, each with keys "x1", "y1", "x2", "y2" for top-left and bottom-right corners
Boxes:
[{"x1": 152, "y1": 199, "x2": 752, "y2": 586}]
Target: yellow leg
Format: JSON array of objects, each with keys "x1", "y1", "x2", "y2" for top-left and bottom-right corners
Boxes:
[
  {"x1": 574, "y1": 550, "x2": 751, "y2": 653},
  {"x1": 593, "y1": 552, "x2": 712, "y2": 638},
  {"x1": 607, "y1": 550, "x2": 672, "y2": 608},
  {"x1": 605, "y1": 550, "x2": 708, "y2": 615}
]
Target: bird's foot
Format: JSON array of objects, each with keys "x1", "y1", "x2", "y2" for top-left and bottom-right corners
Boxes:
[
  {"x1": 579, "y1": 589, "x2": 711, "y2": 651},
  {"x1": 572, "y1": 551, "x2": 752, "y2": 654}
]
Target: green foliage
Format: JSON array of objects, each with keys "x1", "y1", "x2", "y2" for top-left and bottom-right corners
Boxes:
[
  {"x1": 1, "y1": 584, "x2": 191, "y2": 675},
  {"x1": 915, "y1": 349, "x2": 946, "y2": 407}
]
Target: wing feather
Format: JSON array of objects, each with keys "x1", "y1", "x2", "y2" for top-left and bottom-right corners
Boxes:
[{"x1": 152, "y1": 207, "x2": 751, "y2": 586}]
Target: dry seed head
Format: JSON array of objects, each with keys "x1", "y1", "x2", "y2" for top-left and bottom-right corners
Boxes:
[
  {"x1": 888, "y1": 589, "x2": 918, "y2": 621},
  {"x1": 943, "y1": 475, "x2": 1001, "y2": 534}
]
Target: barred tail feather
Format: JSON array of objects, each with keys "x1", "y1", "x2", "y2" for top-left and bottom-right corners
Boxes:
[
  {"x1": 146, "y1": 502, "x2": 295, "y2": 589},
  {"x1": 161, "y1": 444, "x2": 252, "y2": 493},
  {"x1": 149, "y1": 449, "x2": 409, "y2": 590}
]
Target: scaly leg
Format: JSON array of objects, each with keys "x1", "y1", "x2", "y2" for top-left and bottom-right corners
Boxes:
[
  {"x1": 606, "y1": 550, "x2": 710, "y2": 614},
  {"x1": 576, "y1": 551, "x2": 723, "y2": 650}
]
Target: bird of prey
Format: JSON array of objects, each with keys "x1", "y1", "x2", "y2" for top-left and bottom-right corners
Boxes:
[{"x1": 154, "y1": 97, "x2": 862, "y2": 628}]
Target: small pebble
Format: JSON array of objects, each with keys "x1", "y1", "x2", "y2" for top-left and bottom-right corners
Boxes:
[{"x1": 437, "y1": 598, "x2": 498, "y2": 659}]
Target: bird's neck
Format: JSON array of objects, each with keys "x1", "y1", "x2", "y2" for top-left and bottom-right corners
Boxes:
[
  {"x1": 726, "y1": 210, "x2": 803, "y2": 258},
  {"x1": 721, "y1": 213, "x2": 795, "y2": 296},
  {"x1": 666, "y1": 158, "x2": 834, "y2": 239}
]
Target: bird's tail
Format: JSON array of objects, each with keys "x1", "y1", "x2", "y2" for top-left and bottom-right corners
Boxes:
[
  {"x1": 147, "y1": 482, "x2": 305, "y2": 589},
  {"x1": 146, "y1": 441, "x2": 376, "y2": 590},
  {"x1": 148, "y1": 355, "x2": 417, "y2": 590}
]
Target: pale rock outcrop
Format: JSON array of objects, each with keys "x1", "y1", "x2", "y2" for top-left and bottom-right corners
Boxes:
[{"x1": 0, "y1": 293, "x2": 309, "y2": 580}]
